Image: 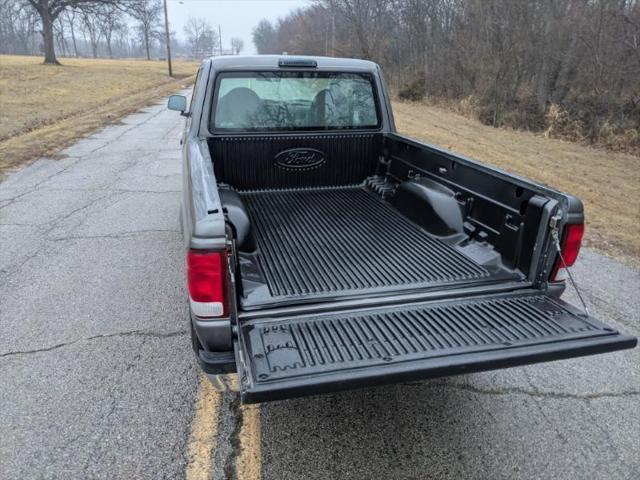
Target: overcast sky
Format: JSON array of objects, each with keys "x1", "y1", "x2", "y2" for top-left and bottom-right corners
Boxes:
[{"x1": 166, "y1": 0, "x2": 310, "y2": 54}]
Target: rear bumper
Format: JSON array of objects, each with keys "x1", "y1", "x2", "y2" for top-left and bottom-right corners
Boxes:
[
  {"x1": 190, "y1": 315, "x2": 236, "y2": 374},
  {"x1": 197, "y1": 349, "x2": 237, "y2": 375},
  {"x1": 191, "y1": 315, "x2": 233, "y2": 351}
]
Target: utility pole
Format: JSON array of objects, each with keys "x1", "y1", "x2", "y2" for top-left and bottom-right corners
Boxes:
[
  {"x1": 218, "y1": 24, "x2": 223, "y2": 56},
  {"x1": 163, "y1": 0, "x2": 173, "y2": 77},
  {"x1": 331, "y1": 14, "x2": 335, "y2": 56}
]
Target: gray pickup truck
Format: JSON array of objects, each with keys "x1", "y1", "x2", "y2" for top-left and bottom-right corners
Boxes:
[{"x1": 168, "y1": 55, "x2": 636, "y2": 404}]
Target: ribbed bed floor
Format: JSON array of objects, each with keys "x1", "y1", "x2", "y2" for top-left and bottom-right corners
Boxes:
[{"x1": 240, "y1": 186, "x2": 491, "y2": 300}]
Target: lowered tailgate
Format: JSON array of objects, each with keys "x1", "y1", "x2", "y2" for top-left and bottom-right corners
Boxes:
[{"x1": 235, "y1": 291, "x2": 636, "y2": 403}]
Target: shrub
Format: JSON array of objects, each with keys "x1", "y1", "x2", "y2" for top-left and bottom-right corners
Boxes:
[
  {"x1": 398, "y1": 78, "x2": 425, "y2": 102},
  {"x1": 457, "y1": 95, "x2": 481, "y2": 118},
  {"x1": 544, "y1": 103, "x2": 584, "y2": 142}
]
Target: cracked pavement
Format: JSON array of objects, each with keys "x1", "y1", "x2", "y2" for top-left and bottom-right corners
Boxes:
[
  {"x1": 1, "y1": 96, "x2": 197, "y2": 480},
  {"x1": 1, "y1": 95, "x2": 639, "y2": 479}
]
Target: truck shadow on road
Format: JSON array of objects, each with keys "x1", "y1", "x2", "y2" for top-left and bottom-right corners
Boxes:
[
  {"x1": 258, "y1": 379, "x2": 503, "y2": 479},
  {"x1": 254, "y1": 376, "x2": 609, "y2": 480}
]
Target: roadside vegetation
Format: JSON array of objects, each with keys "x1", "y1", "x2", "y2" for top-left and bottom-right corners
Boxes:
[
  {"x1": 393, "y1": 101, "x2": 640, "y2": 266},
  {"x1": 0, "y1": 55, "x2": 197, "y2": 176},
  {"x1": 253, "y1": 0, "x2": 639, "y2": 155}
]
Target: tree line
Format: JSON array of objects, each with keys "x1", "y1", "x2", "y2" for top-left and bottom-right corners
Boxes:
[
  {"x1": 0, "y1": 0, "x2": 244, "y2": 64},
  {"x1": 253, "y1": 0, "x2": 639, "y2": 152}
]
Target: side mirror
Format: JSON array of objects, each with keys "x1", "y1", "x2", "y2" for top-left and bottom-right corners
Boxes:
[{"x1": 168, "y1": 95, "x2": 188, "y2": 116}]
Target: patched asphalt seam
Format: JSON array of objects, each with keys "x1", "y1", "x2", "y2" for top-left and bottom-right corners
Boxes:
[{"x1": 223, "y1": 394, "x2": 243, "y2": 480}]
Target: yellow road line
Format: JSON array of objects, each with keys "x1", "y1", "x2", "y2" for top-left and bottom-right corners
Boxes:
[
  {"x1": 237, "y1": 403, "x2": 262, "y2": 480},
  {"x1": 185, "y1": 375, "x2": 222, "y2": 480}
]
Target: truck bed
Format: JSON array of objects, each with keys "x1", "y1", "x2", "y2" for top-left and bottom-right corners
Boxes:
[{"x1": 238, "y1": 186, "x2": 521, "y2": 308}]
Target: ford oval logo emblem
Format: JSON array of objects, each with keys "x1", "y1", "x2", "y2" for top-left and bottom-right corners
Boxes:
[{"x1": 274, "y1": 148, "x2": 325, "y2": 170}]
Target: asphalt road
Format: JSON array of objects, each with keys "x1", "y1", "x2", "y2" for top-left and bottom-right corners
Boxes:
[{"x1": 1, "y1": 97, "x2": 638, "y2": 480}]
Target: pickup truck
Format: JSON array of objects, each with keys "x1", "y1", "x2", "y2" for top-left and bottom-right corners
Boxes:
[{"x1": 168, "y1": 55, "x2": 636, "y2": 404}]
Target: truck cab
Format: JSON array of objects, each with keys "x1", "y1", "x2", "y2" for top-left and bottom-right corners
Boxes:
[{"x1": 169, "y1": 55, "x2": 636, "y2": 403}]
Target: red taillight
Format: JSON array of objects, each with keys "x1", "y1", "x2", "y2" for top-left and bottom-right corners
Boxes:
[
  {"x1": 551, "y1": 223, "x2": 584, "y2": 281},
  {"x1": 186, "y1": 250, "x2": 226, "y2": 318}
]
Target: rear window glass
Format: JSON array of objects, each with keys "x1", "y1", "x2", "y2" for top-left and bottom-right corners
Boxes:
[{"x1": 211, "y1": 71, "x2": 379, "y2": 131}]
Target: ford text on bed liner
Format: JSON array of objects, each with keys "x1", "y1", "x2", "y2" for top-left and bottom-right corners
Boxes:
[{"x1": 168, "y1": 55, "x2": 636, "y2": 404}]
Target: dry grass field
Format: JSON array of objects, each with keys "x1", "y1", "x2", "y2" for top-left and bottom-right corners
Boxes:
[
  {"x1": 394, "y1": 101, "x2": 640, "y2": 266},
  {"x1": 0, "y1": 55, "x2": 198, "y2": 176}
]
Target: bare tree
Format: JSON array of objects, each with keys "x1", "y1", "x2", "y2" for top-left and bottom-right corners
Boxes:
[
  {"x1": 184, "y1": 16, "x2": 218, "y2": 59},
  {"x1": 0, "y1": 0, "x2": 40, "y2": 55},
  {"x1": 252, "y1": 19, "x2": 276, "y2": 54},
  {"x1": 79, "y1": 6, "x2": 101, "y2": 57},
  {"x1": 23, "y1": 0, "x2": 128, "y2": 64},
  {"x1": 98, "y1": 3, "x2": 123, "y2": 58},
  {"x1": 114, "y1": 21, "x2": 131, "y2": 56},
  {"x1": 129, "y1": 0, "x2": 161, "y2": 60},
  {"x1": 25, "y1": 0, "x2": 65, "y2": 63},
  {"x1": 230, "y1": 37, "x2": 244, "y2": 55},
  {"x1": 321, "y1": 0, "x2": 391, "y2": 61},
  {"x1": 61, "y1": 8, "x2": 79, "y2": 56},
  {"x1": 54, "y1": 14, "x2": 69, "y2": 56}
]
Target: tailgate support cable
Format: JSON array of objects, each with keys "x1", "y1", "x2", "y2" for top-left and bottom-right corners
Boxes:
[{"x1": 550, "y1": 211, "x2": 590, "y2": 317}]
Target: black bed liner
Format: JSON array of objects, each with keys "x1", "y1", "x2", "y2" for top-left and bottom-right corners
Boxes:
[
  {"x1": 235, "y1": 291, "x2": 636, "y2": 403},
  {"x1": 239, "y1": 186, "x2": 519, "y2": 307}
]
